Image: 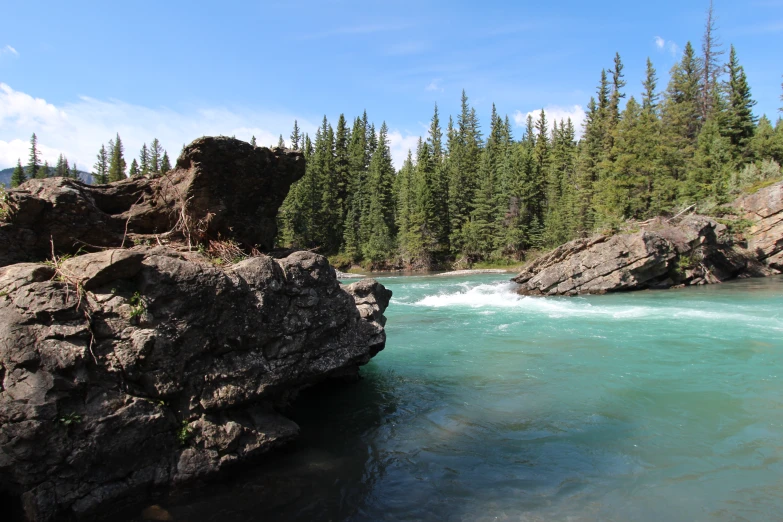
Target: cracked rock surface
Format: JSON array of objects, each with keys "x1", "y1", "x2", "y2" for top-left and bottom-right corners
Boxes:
[
  {"x1": 0, "y1": 247, "x2": 391, "y2": 521},
  {"x1": 512, "y1": 215, "x2": 777, "y2": 296},
  {"x1": 733, "y1": 180, "x2": 783, "y2": 270}
]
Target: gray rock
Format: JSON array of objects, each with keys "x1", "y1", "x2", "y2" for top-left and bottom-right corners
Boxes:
[
  {"x1": 512, "y1": 215, "x2": 777, "y2": 296},
  {"x1": 733, "y1": 180, "x2": 783, "y2": 270},
  {"x1": 0, "y1": 247, "x2": 391, "y2": 521},
  {"x1": 0, "y1": 137, "x2": 305, "y2": 268}
]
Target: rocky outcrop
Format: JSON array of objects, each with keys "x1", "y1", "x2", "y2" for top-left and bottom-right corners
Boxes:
[
  {"x1": 733, "y1": 180, "x2": 783, "y2": 270},
  {"x1": 0, "y1": 246, "x2": 391, "y2": 521},
  {"x1": 513, "y1": 215, "x2": 777, "y2": 296},
  {"x1": 0, "y1": 137, "x2": 305, "y2": 268}
]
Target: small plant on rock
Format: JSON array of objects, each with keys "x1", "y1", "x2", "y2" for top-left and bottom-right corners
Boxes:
[
  {"x1": 129, "y1": 291, "x2": 146, "y2": 319},
  {"x1": 176, "y1": 421, "x2": 193, "y2": 446},
  {"x1": 58, "y1": 412, "x2": 82, "y2": 426}
]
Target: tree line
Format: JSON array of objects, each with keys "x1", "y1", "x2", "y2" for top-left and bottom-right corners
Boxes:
[
  {"x1": 8, "y1": 133, "x2": 173, "y2": 187},
  {"x1": 277, "y1": 8, "x2": 783, "y2": 268}
]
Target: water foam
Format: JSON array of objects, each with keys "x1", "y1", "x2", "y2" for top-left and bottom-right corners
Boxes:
[{"x1": 411, "y1": 281, "x2": 783, "y2": 329}]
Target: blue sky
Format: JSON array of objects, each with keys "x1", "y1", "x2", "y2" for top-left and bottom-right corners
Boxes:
[{"x1": 1, "y1": 0, "x2": 781, "y2": 170}]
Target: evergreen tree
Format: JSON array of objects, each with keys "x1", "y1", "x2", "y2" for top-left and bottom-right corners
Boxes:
[
  {"x1": 55, "y1": 154, "x2": 66, "y2": 178},
  {"x1": 10, "y1": 159, "x2": 26, "y2": 187},
  {"x1": 107, "y1": 134, "x2": 127, "y2": 182},
  {"x1": 277, "y1": 134, "x2": 285, "y2": 148},
  {"x1": 700, "y1": 0, "x2": 725, "y2": 120},
  {"x1": 69, "y1": 162, "x2": 80, "y2": 180},
  {"x1": 149, "y1": 138, "x2": 163, "y2": 175},
  {"x1": 661, "y1": 41, "x2": 702, "y2": 186},
  {"x1": 161, "y1": 152, "x2": 171, "y2": 174},
  {"x1": 36, "y1": 161, "x2": 50, "y2": 179},
  {"x1": 129, "y1": 159, "x2": 140, "y2": 178},
  {"x1": 642, "y1": 58, "x2": 659, "y2": 114},
  {"x1": 362, "y1": 122, "x2": 396, "y2": 263},
  {"x1": 250, "y1": 135, "x2": 257, "y2": 146},
  {"x1": 139, "y1": 143, "x2": 150, "y2": 176},
  {"x1": 343, "y1": 116, "x2": 369, "y2": 259},
  {"x1": 93, "y1": 144, "x2": 109, "y2": 184},
  {"x1": 724, "y1": 45, "x2": 757, "y2": 164},
  {"x1": 290, "y1": 120, "x2": 301, "y2": 151},
  {"x1": 27, "y1": 133, "x2": 41, "y2": 180}
]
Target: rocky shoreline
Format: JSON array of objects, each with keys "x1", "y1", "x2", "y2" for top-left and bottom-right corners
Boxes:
[
  {"x1": 512, "y1": 181, "x2": 783, "y2": 296},
  {"x1": 0, "y1": 138, "x2": 392, "y2": 521}
]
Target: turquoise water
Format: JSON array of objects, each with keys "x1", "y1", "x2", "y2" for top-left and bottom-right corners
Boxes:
[{"x1": 142, "y1": 275, "x2": 783, "y2": 521}]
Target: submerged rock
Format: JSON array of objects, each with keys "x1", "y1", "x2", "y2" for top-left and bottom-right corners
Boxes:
[
  {"x1": 0, "y1": 137, "x2": 305, "y2": 268},
  {"x1": 0, "y1": 246, "x2": 391, "y2": 521},
  {"x1": 512, "y1": 215, "x2": 777, "y2": 296}
]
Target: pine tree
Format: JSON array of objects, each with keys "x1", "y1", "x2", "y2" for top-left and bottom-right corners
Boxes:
[
  {"x1": 55, "y1": 154, "x2": 66, "y2": 178},
  {"x1": 290, "y1": 120, "x2": 301, "y2": 151},
  {"x1": 10, "y1": 159, "x2": 26, "y2": 187},
  {"x1": 250, "y1": 135, "x2": 257, "y2": 146},
  {"x1": 161, "y1": 152, "x2": 171, "y2": 174},
  {"x1": 93, "y1": 144, "x2": 109, "y2": 184},
  {"x1": 36, "y1": 161, "x2": 50, "y2": 179},
  {"x1": 700, "y1": 0, "x2": 725, "y2": 120},
  {"x1": 362, "y1": 122, "x2": 396, "y2": 263},
  {"x1": 69, "y1": 162, "x2": 80, "y2": 180},
  {"x1": 139, "y1": 143, "x2": 150, "y2": 176},
  {"x1": 277, "y1": 134, "x2": 285, "y2": 148},
  {"x1": 661, "y1": 41, "x2": 702, "y2": 186},
  {"x1": 725, "y1": 45, "x2": 757, "y2": 164},
  {"x1": 107, "y1": 134, "x2": 127, "y2": 182},
  {"x1": 343, "y1": 116, "x2": 369, "y2": 259},
  {"x1": 129, "y1": 159, "x2": 140, "y2": 178},
  {"x1": 27, "y1": 133, "x2": 41, "y2": 180},
  {"x1": 642, "y1": 58, "x2": 659, "y2": 114},
  {"x1": 149, "y1": 138, "x2": 163, "y2": 175}
]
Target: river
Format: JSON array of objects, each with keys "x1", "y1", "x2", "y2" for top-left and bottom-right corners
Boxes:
[{"x1": 135, "y1": 274, "x2": 783, "y2": 521}]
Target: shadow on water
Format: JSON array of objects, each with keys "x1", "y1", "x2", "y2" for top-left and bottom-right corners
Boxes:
[{"x1": 124, "y1": 368, "x2": 401, "y2": 522}]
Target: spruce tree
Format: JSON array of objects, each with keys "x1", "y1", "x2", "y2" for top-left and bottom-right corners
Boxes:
[
  {"x1": 139, "y1": 143, "x2": 150, "y2": 176},
  {"x1": 642, "y1": 58, "x2": 659, "y2": 114},
  {"x1": 129, "y1": 159, "x2": 140, "y2": 178},
  {"x1": 362, "y1": 122, "x2": 396, "y2": 263},
  {"x1": 27, "y1": 133, "x2": 41, "y2": 180},
  {"x1": 277, "y1": 134, "x2": 285, "y2": 148},
  {"x1": 250, "y1": 135, "x2": 257, "y2": 146},
  {"x1": 55, "y1": 154, "x2": 67, "y2": 178},
  {"x1": 700, "y1": 0, "x2": 725, "y2": 120},
  {"x1": 343, "y1": 116, "x2": 369, "y2": 259},
  {"x1": 290, "y1": 120, "x2": 301, "y2": 151},
  {"x1": 10, "y1": 159, "x2": 26, "y2": 187},
  {"x1": 725, "y1": 45, "x2": 757, "y2": 164},
  {"x1": 149, "y1": 138, "x2": 163, "y2": 175},
  {"x1": 161, "y1": 152, "x2": 171, "y2": 174},
  {"x1": 93, "y1": 144, "x2": 109, "y2": 184},
  {"x1": 69, "y1": 162, "x2": 80, "y2": 180},
  {"x1": 36, "y1": 161, "x2": 50, "y2": 179},
  {"x1": 107, "y1": 134, "x2": 127, "y2": 182}
]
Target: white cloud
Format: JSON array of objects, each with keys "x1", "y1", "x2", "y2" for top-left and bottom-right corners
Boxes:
[
  {"x1": 1, "y1": 45, "x2": 18, "y2": 57},
  {"x1": 425, "y1": 79, "x2": 444, "y2": 92},
  {"x1": 0, "y1": 83, "x2": 318, "y2": 171},
  {"x1": 513, "y1": 105, "x2": 586, "y2": 139},
  {"x1": 387, "y1": 130, "x2": 420, "y2": 170},
  {"x1": 654, "y1": 36, "x2": 679, "y2": 57}
]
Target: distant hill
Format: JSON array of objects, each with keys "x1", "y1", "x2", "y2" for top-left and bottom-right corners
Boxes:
[{"x1": 0, "y1": 167, "x2": 94, "y2": 187}]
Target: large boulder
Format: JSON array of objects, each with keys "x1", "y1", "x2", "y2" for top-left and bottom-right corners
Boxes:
[
  {"x1": 0, "y1": 137, "x2": 305, "y2": 268},
  {"x1": 0, "y1": 247, "x2": 391, "y2": 521},
  {"x1": 733, "y1": 180, "x2": 783, "y2": 270},
  {"x1": 512, "y1": 215, "x2": 776, "y2": 296}
]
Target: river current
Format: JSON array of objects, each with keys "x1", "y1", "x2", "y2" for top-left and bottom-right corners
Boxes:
[{"x1": 140, "y1": 274, "x2": 783, "y2": 521}]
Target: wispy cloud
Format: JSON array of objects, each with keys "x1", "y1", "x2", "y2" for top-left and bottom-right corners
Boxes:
[
  {"x1": 654, "y1": 36, "x2": 679, "y2": 57},
  {"x1": 0, "y1": 83, "x2": 317, "y2": 171},
  {"x1": 1, "y1": 45, "x2": 18, "y2": 57},
  {"x1": 386, "y1": 40, "x2": 429, "y2": 56},
  {"x1": 513, "y1": 105, "x2": 586, "y2": 139},
  {"x1": 301, "y1": 22, "x2": 413, "y2": 40},
  {"x1": 425, "y1": 79, "x2": 444, "y2": 93}
]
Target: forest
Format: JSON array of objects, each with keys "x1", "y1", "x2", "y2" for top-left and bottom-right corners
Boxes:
[{"x1": 276, "y1": 10, "x2": 783, "y2": 269}]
